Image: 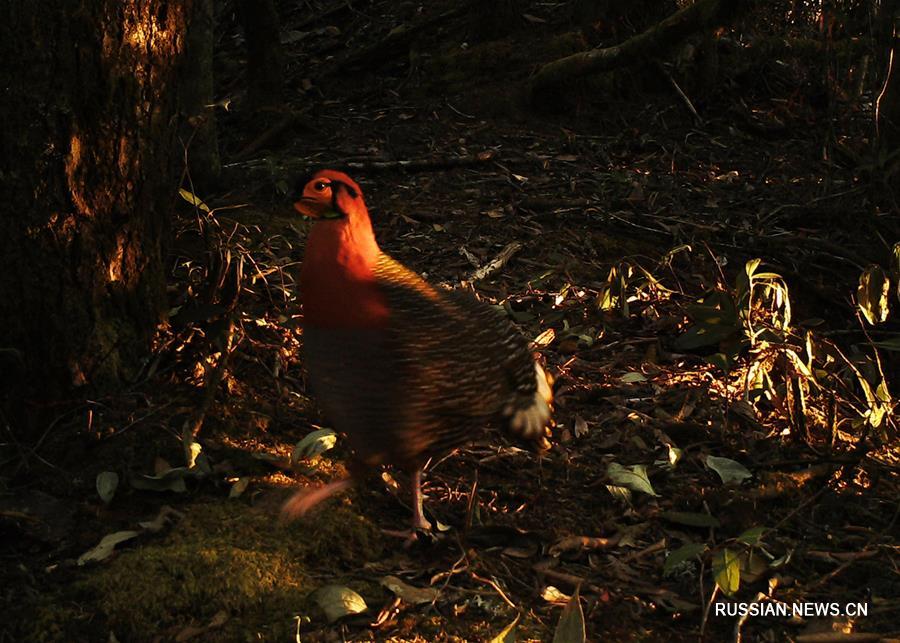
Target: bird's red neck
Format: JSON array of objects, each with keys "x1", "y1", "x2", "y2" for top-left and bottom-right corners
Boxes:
[{"x1": 300, "y1": 208, "x2": 389, "y2": 329}]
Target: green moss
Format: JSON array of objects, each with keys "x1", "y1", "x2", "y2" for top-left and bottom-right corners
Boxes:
[{"x1": 28, "y1": 499, "x2": 384, "y2": 641}]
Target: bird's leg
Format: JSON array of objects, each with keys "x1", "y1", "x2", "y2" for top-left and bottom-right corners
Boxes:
[
  {"x1": 411, "y1": 467, "x2": 432, "y2": 532},
  {"x1": 382, "y1": 468, "x2": 432, "y2": 546},
  {"x1": 281, "y1": 477, "x2": 353, "y2": 522}
]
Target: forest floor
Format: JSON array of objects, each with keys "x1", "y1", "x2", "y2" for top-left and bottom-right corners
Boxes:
[{"x1": 4, "y1": 1, "x2": 900, "y2": 642}]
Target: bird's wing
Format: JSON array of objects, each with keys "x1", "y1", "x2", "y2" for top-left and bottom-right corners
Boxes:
[{"x1": 375, "y1": 254, "x2": 538, "y2": 422}]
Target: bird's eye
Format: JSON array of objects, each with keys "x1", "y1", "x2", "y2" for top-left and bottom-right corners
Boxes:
[{"x1": 313, "y1": 181, "x2": 329, "y2": 192}]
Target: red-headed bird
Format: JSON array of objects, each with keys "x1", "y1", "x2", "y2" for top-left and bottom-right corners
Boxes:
[{"x1": 282, "y1": 170, "x2": 552, "y2": 533}]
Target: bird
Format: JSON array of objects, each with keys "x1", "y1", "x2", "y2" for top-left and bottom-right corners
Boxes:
[{"x1": 282, "y1": 169, "x2": 553, "y2": 534}]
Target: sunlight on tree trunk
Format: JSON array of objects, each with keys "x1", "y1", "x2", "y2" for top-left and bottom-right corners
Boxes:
[{"x1": 0, "y1": 1, "x2": 195, "y2": 429}]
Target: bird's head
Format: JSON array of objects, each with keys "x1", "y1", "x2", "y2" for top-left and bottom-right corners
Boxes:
[{"x1": 294, "y1": 170, "x2": 366, "y2": 222}]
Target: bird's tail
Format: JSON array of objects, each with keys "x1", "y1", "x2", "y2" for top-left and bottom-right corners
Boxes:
[{"x1": 508, "y1": 362, "x2": 554, "y2": 450}]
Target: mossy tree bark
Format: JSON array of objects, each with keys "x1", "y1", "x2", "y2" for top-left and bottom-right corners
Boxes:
[{"x1": 0, "y1": 1, "x2": 196, "y2": 431}]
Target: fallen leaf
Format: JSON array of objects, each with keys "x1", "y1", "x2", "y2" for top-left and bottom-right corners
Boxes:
[
  {"x1": 129, "y1": 467, "x2": 192, "y2": 493},
  {"x1": 607, "y1": 462, "x2": 657, "y2": 496},
  {"x1": 381, "y1": 575, "x2": 439, "y2": 605},
  {"x1": 573, "y1": 415, "x2": 589, "y2": 438},
  {"x1": 229, "y1": 477, "x2": 250, "y2": 498},
  {"x1": 96, "y1": 471, "x2": 119, "y2": 505},
  {"x1": 251, "y1": 452, "x2": 292, "y2": 469},
  {"x1": 541, "y1": 585, "x2": 570, "y2": 603},
  {"x1": 533, "y1": 328, "x2": 556, "y2": 347},
  {"x1": 705, "y1": 455, "x2": 752, "y2": 484},
  {"x1": 183, "y1": 432, "x2": 203, "y2": 469},
  {"x1": 313, "y1": 585, "x2": 368, "y2": 623},
  {"x1": 138, "y1": 505, "x2": 184, "y2": 533},
  {"x1": 78, "y1": 530, "x2": 140, "y2": 565},
  {"x1": 661, "y1": 511, "x2": 720, "y2": 528},
  {"x1": 553, "y1": 587, "x2": 586, "y2": 643},
  {"x1": 489, "y1": 614, "x2": 519, "y2": 642}
]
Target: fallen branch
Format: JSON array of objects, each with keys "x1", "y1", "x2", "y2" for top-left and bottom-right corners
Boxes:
[{"x1": 530, "y1": 0, "x2": 736, "y2": 98}]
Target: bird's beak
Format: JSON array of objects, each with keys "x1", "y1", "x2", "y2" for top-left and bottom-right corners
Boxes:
[
  {"x1": 293, "y1": 197, "x2": 322, "y2": 218},
  {"x1": 293, "y1": 197, "x2": 344, "y2": 220}
]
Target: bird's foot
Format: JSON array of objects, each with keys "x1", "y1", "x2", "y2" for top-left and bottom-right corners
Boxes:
[{"x1": 280, "y1": 478, "x2": 353, "y2": 523}]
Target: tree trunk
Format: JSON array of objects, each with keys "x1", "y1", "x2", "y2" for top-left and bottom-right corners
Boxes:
[{"x1": 0, "y1": 1, "x2": 195, "y2": 431}]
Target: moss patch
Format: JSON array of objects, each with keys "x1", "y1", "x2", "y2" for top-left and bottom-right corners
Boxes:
[{"x1": 29, "y1": 499, "x2": 385, "y2": 641}]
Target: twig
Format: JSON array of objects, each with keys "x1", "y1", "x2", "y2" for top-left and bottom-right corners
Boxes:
[
  {"x1": 467, "y1": 241, "x2": 523, "y2": 283},
  {"x1": 699, "y1": 583, "x2": 720, "y2": 640},
  {"x1": 657, "y1": 61, "x2": 703, "y2": 125},
  {"x1": 470, "y1": 572, "x2": 517, "y2": 610},
  {"x1": 186, "y1": 317, "x2": 236, "y2": 438},
  {"x1": 343, "y1": 151, "x2": 497, "y2": 173}
]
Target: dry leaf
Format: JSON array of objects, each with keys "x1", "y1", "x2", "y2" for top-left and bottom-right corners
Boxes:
[{"x1": 380, "y1": 575, "x2": 439, "y2": 605}]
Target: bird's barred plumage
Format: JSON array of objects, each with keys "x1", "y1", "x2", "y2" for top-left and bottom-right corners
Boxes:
[{"x1": 304, "y1": 252, "x2": 552, "y2": 473}]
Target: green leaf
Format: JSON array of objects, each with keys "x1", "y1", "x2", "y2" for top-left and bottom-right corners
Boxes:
[
  {"x1": 178, "y1": 188, "x2": 210, "y2": 212},
  {"x1": 857, "y1": 265, "x2": 890, "y2": 325},
  {"x1": 553, "y1": 587, "x2": 586, "y2": 643},
  {"x1": 607, "y1": 463, "x2": 657, "y2": 496},
  {"x1": 661, "y1": 511, "x2": 720, "y2": 528},
  {"x1": 705, "y1": 455, "x2": 752, "y2": 484},
  {"x1": 663, "y1": 543, "x2": 707, "y2": 576},
  {"x1": 713, "y1": 548, "x2": 741, "y2": 595},
  {"x1": 96, "y1": 471, "x2": 119, "y2": 504},
  {"x1": 736, "y1": 526, "x2": 767, "y2": 546},
  {"x1": 312, "y1": 585, "x2": 368, "y2": 623},
  {"x1": 489, "y1": 615, "x2": 519, "y2": 643},
  {"x1": 620, "y1": 372, "x2": 647, "y2": 383},
  {"x1": 735, "y1": 259, "x2": 762, "y2": 302},
  {"x1": 292, "y1": 429, "x2": 338, "y2": 464}
]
